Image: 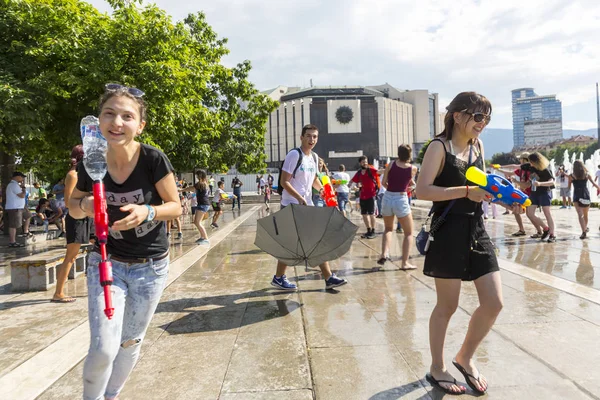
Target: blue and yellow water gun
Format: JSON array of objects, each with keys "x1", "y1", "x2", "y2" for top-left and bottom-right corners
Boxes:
[{"x1": 466, "y1": 166, "x2": 531, "y2": 207}]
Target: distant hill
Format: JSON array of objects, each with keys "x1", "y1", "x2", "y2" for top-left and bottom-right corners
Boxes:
[{"x1": 480, "y1": 128, "x2": 598, "y2": 157}]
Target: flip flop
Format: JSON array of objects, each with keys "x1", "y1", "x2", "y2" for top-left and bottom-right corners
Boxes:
[
  {"x1": 398, "y1": 265, "x2": 417, "y2": 271},
  {"x1": 425, "y1": 373, "x2": 466, "y2": 395},
  {"x1": 452, "y1": 359, "x2": 486, "y2": 394},
  {"x1": 50, "y1": 297, "x2": 76, "y2": 303}
]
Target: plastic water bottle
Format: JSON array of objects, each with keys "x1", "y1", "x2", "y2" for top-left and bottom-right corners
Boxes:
[
  {"x1": 531, "y1": 177, "x2": 537, "y2": 192},
  {"x1": 80, "y1": 116, "x2": 108, "y2": 181}
]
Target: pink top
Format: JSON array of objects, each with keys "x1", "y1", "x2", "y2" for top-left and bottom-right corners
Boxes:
[{"x1": 386, "y1": 162, "x2": 412, "y2": 193}]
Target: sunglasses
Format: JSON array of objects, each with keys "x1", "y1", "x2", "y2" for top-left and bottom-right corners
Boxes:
[
  {"x1": 104, "y1": 83, "x2": 145, "y2": 97},
  {"x1": 461, "y1": 110, "x2": 491, "y2": 124}
]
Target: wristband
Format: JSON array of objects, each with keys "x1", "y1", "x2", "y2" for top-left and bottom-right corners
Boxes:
[{"x1": 465, "y1": 186, "x2": 469, "y2": 198}]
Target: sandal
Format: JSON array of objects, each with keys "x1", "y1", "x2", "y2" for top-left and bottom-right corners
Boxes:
[
  {"x1": 452, "y1": 359, "x2": 486, "y2": 395},
  {"x1": 8, "y1": 242, "x2": 25, "y2": 248},
  {"x1": 425, "y1": 373, "x2": 466, "y2": 395},
  {"x1": 530, "y1": 232, "x2": 542, "y2": 239},
  {"x1": 50, "y1": 296, "x2": 76, "y2": 303},
  {"x1": 511, "y1": 230, "x2": 526, "y2": 237},
  {"x1": 376, "y1": 257, "x2": 387, "y2": 266}
]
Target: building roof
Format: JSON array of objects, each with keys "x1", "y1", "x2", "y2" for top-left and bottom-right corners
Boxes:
[{"x1": 280, "y1": 86, "x2": 385, "y2": 101}]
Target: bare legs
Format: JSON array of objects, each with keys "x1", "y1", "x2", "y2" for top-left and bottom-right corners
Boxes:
[
  {"x1": 525, "y1": 205, "x2": 546, "y2": 234},
  {"x1": 574, "y1": 203, "x2": 589, "y2": 236},
  {"x1": 429, "y1": 272, "x2": 503, "y2": 393},
  {"x1": 429, "y1": 278, "x2": 464, "y2": 394},
  {"x1": 193, "y1": 211, "x2": 208, "y2": 240},
  {"x1": 362, "y1": 214, "x2": 376, "y2": 231},
  {"x1": 379, "y1": 214, "x2": 415, "y2": 269},
  {"x1": 53, "y1": 243, "x2": 81, "y2": 301},
  {"x1": 541, "y1": 206, "x2": 555, "y2": 235},
  {"x1": 276, "y1": 260, "x2": 332, "y2": 280},
  {"x1": 455, "y1": 271, "x2": 503, "y2": 392}
]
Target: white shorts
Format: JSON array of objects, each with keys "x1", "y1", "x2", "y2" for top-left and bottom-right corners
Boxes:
[{"x1": 381, "y1": 192, "x2": 411, "y2": 218}]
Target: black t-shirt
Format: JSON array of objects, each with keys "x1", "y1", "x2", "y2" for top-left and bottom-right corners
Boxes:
[
  {"x1": 76, "y1": 144, "x2": 174, "y2": 258},
  {"x1": 195, "y1": 184, "x2": 210, "y2": 205},
  {"x1": 531, "y1": 167, "x2": 554, "y2": 192},
  {"x1": 232, "y1": 178, "x2": 242, "y2": 189}
]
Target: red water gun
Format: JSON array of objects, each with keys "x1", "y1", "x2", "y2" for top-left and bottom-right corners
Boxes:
[
  {"x1": 93, "y1": 181, "x2": 114, "y2": 319},
  {"x1": 320, "y1": 175, "x2": 338, "y2": 207}
]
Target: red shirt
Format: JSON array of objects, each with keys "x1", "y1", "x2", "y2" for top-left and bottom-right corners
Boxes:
[
  {"x1": 514, "y1": 168, "x2": 531, "y2": 196},
  {"x1": 352, "y1": 167, "x2": 379, "y2": 199}
]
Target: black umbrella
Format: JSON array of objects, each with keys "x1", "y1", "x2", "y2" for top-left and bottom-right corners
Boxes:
[{"x1": 254, "y1": 204, "x2": 358, "y2": 267}]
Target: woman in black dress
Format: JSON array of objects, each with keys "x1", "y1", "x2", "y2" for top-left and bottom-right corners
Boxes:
[
  {"x1": 416, "y1": 92, "x2": 522, "y2": 395},
  {"x1": 569, "y1": 160, "x2": 600, "y2": 239}
]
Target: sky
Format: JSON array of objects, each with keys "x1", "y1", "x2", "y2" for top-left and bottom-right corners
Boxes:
[{"x1": 89, "y1": 0, "x2": 600, "y2": 131}]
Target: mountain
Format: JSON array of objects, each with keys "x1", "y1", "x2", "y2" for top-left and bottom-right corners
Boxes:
[{"x1": 479, "y1": 128, "x2": 598, "y2": 157}]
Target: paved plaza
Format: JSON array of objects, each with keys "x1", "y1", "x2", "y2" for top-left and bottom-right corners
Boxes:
[{"x1": 1, "y1": 201, "x2": 599, "y2": 399}]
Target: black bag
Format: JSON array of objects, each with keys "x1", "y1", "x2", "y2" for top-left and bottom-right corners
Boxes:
[
  {"x1": 276, "y1": 148, "x2": 317, "y2": 195},
  {"x1": 416, "y1": 200, "x2": 455, "y2": 255}
]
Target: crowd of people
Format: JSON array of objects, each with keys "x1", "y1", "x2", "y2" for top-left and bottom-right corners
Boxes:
[{"x1": 4, "y1": 85, "x2": 600, "y2": 399}]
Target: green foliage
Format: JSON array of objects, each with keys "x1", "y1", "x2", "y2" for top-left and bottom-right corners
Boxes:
[
  {"x1": 0, "y1": 0, "x2": 277, "y2": 183},
  {"x1": 490, "y1": 152, "x2": 519, "y2": 166},
  {"x1": 415, "y1": 139, "x2": 432, "y2": 165}
]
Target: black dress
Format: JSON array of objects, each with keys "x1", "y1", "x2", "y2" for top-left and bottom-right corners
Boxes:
[
  {"x1": 571, "y1": 176, "x2": 591, "y2": 207},
  {"x1": 423, "y1": 139, "x2": 499, "y2": 281}
]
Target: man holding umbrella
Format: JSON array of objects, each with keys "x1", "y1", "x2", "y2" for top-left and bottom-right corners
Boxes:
[{"x1": 271, "y1": 124, "x2": 348, "y2": 290}]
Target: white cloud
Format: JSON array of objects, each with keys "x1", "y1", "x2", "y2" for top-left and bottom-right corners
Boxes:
[{"x1": 87, "y1": 0, "x2": 600, "y2": 131}]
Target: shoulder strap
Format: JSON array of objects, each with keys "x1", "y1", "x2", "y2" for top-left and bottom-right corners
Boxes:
[
  {"x1": 291, "y1": 148, "x2": 303, "y2": 178},
  {"x1": 431, "y1": 138, "x2": 448, "y2": 153}
]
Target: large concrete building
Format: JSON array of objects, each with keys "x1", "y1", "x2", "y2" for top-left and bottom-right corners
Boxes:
[{"x1": 262, "y1": 84, "x2": 440, "y2": 170}]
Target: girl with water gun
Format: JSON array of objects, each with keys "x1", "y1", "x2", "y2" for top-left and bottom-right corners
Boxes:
[{"x1": 69, "y1": 84, "x2": 181, "y2": 400}]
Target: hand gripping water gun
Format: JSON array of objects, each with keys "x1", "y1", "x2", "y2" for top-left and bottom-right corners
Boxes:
[
  {"x1": 81, "y1": 116, "x2": 114, "y2": 320},
  {"x1": 466, "y1": 166, "x2": 531, "y2": 207},
  {"x1": 490, "y1": 164, "x2": 501, "y2": 169},
  {"x1": 94, "y1": 181, "x2": 114, "y2": 319},
  {"x1": 320, "y1": 175, "x2": 338, "y2": 207},
  {"x1": 331, "y1": 179, "x2": 348, "y2": 185}
]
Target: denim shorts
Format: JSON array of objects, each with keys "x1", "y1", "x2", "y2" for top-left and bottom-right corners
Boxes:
[
  {"x1": 381, "y1": 192, "x2": 411, "y2": 218},
  {"x1": 529, "y1": 190, "x2": 551, "y2": 207},
  {"x1": 196, "y1": 204, "x2": 210, "y2": 213}
]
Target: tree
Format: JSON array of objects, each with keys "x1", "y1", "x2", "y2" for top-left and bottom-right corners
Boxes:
[
  {"x1": 490, "y1": 152, "x2": 519, "y2": 166},
  {"x1": 415, "y1": 139, "x2": 432, "y2": 165},
  {"x1": 0, "y1": 0, "x2": 277, "y2": 189}
]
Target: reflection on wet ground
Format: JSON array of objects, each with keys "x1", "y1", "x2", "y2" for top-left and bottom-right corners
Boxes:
[{"x1": 1, "y1": 202, "x2": 599, "y2": 399}]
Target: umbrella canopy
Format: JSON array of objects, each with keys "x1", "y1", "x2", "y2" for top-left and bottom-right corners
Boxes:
[{"x1": 254, "y1": 204, "x2": 358, "y2": 267}]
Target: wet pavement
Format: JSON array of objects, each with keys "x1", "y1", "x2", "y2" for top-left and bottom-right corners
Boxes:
[{"x1": 0, "y1": 202, "x2": 599, "y2": 399}]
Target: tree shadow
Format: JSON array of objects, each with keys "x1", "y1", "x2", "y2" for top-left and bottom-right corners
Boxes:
[
  {"x1": 0, "y1": 298, "x2": 67, "y2": 310},
  {"x1": 229, "y1": 249, "x2": 265, "y2": 255},
  {"x1": 155, "y1": 289, "x2": 302, "y2": 335},
  {"x1": 368, "y1": 380, "x2": 431, "y2": 399}
]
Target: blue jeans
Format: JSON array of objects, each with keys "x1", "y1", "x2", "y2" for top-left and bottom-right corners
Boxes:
[
  {"x1": 83, "y1": 252, "x2": 169, "y2": 400},
  {"x1": 376, "y1": 193, "x2": 384, "y2": 216},
  {"x1": 232, "y1": 189, "x2": 241, "y2": 210},
  {"x1": 336, "y1": 192, "x2": 349, "y2": 212}
]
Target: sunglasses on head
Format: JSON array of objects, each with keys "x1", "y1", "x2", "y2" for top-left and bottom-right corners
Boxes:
[
  {"x1": 104, "y1": 83, "x2": 145, "y2": 97},
  {"x1": 461, "y1": 109, "x2": 491, "y2": 124}
]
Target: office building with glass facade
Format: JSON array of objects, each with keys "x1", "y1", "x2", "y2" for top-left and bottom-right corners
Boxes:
[{"x1": 512, "y1": 88, "x2": 563, "y2": 148}]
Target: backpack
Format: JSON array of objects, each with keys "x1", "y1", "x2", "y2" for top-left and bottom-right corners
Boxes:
[
  {"x1": 365, "y1": 166, "x2": 381, "y2": 190},
  {"x1": 277, "y1": 148, "x2": 318, "y2": 195}
]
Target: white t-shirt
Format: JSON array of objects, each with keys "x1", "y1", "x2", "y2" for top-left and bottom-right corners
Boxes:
[
  {"x1": 281, "y1": 150, "x2": 318, "y2": 206},
  {"x1": 558, "y1": 173, "x2": 569, "y2": 188},
  {"x1": 595, "y1": 170, "x2": 600, "y2": 182},
  {"x1": 6, "y1": 180, "x2": 25, "y2": 210},
  {"x1": 332, "y1": 172, "x2": 350, "y2": 193}
]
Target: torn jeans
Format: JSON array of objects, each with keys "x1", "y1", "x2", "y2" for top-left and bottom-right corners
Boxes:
[{"x1": 83, "y1": 251, "x2": 169, "y2": 400}]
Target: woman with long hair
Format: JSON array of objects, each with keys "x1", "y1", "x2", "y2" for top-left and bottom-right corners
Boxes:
[
  {"x1": 70, "y1": 84, "x2": 181, "y2": 399},
  {"x1": 416, "y1": 92, "x2": 521, "y2": 395},
  {"x1": 191, "y1": 170, "x2": 210, "y2": 244},
  {"x1": 377, "y1": 144, "x2": 417, "y2": 270},
  {"x1": 51, "y1": 144, "x2": 90, "y2": 303},
  {"x1": 527, "y1": 152, "x2": 556, "y2": 242},
  {"x1": 569, "y1": 160, "x2": 600, "y2": 239}
]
